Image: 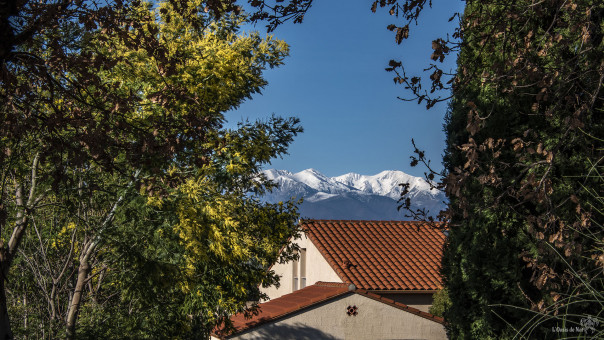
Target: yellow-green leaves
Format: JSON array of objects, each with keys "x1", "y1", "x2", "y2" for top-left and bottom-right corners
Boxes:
[
  {"x1": 4, "y1": 1, "x2": 300, "y2": 337},
  {"x1": 99, "y1": 1, "x2": 289, "y2": 123}
]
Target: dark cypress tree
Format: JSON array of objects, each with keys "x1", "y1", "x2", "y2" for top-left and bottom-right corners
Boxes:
[{"x1": 442, "y1": 1, "x2": 604, "y2": 338}]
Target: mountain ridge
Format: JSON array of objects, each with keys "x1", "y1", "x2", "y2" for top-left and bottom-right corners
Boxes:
[{"x1": 261, "y1": 168, "x2": 446, "y2": 220}]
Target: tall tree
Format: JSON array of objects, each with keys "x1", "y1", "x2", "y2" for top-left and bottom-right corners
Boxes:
[
  {"x1": 374, "y1": 0, "x2": 603, "y2": 338},
  {"x1": 1, "y1": 0, "x2": 307, "y2": 338},
  {"x1": 442, "y1": 1, "x2": 603, "y2": 338}
]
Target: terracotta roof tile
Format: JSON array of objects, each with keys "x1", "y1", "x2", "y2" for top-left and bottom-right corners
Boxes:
[{"x1": 302, "y1": 220, "x2": 445, "y2": 291}]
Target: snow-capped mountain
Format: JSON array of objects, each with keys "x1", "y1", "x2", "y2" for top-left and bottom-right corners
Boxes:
[{"x1": 261, "y1": 169, "x2": 446, "y2": 220}]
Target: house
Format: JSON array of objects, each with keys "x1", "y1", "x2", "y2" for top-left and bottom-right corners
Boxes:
[
  {"x1": 212, "y1": 220, "x2": 447, "y2": 340},
  {"x1": 211, "y1": 282, "x2": 446, "y2": 340},
  {"x1": 263, "y1": 220, "x2": 445, "y2": 312}
]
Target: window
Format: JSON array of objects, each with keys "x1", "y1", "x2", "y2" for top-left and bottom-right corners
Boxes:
[
  {"x1": 292, "y1": 248, "x2": 307, "y2": 291},
  {"x1": 300, "y1": 248, "x2": 307, "y2": 288},
  {"x1": 292, "y1": 250, "x2": 298, "y2": 291}
]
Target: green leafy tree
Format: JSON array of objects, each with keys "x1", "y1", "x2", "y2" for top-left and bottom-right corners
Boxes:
[{"x1": 1, "y1": 0, "x2": 308, "y2": 338}]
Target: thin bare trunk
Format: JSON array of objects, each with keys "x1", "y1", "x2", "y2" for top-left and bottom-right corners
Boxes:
[
  {"x1": 64, "y1": 170, "x2": 140, "y2": 339},
  {"x1": 23, "y1": 294, "x2": 27, "y2": 340},
  {"x1": 50, "y1": 285, "x2": 57, "y2": 321},
  {"x1": 0, "y1": 154, "x2": 41, "y2": 339},
  {"x1": 0, "y1": 186, "x2": 28, "y2": 340},
  {"x1": 65, "y1": 254, "x2": 89, "y2": 340}
]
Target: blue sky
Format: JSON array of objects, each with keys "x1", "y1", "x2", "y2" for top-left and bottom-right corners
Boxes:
[{"x1": 227, "y1": 0, "x2": 465, "y2": 178}]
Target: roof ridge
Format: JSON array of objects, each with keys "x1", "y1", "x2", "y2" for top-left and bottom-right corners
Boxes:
[
  {"x1": 302, "y1": 219, "x2": 447, "y2": 224},
  {"x1": 314, "y1": 281, "x2": 351, "y2": 287}
]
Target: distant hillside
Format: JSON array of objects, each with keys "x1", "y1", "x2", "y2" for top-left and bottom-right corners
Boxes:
[{"x1": 261, "y1": 169, "x2": 447, "y2": 220}]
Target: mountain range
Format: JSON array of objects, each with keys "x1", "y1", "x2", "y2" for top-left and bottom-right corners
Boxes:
[{"x1": 260, "y1": 169, "x2": 447, "y2": 220}]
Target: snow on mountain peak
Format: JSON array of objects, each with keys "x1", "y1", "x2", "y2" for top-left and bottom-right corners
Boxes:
[
  {"x1": 262, "y1": 169, "x2": 293, "y2": 180},
  {"x1": 260, "y1": 168, "x2": 446, "y2": 220},
  {"x1": 263, "y1": 168, "x2": 440, "y2": 200},
  {"x1": 331, "y1": 169, "x2": 438, "y2": 200},
  {"x1": 289, "y1": 169, "x2": 353, "y2": 194}
]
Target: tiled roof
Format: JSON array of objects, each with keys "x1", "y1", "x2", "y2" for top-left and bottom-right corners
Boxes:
[
  {"x1": 213, "y1": 282, "x2": 352, "y2": 338},
  {"x1": 212, "y1": 282, "x2": 444, "y2": 339},
  {"x1": 302, "y1": 220, "x2": 445, "y2": 291}
]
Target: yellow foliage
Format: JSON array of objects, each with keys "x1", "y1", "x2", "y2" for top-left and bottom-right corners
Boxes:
[
  {"x1": 146, "y1": 196, "x2": 164, "y2": 208},
  {"x1": 173, "y1": 176, "x2": 253, "y2": 273},
  {"x1": 94, "y1": 0, "x2": 289, "y2": 126},
  {"x1": 51, "y1": 222, "x2": 77, "y2": 250}
]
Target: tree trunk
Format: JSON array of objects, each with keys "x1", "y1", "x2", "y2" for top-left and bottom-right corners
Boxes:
[
  {"x1": 65, "y1": 257, "x2": 89, "y2": 340},
  {"x1": 0, "y1": 267, "x2": 13, "y2": 340},
  {"x1": 22, "y1": 294, "x2": 26, "y2": 340},
  {"x1": 0, "y1": 156, "x2": 40, "y2": 339},
  {"x1": 65, "y1": 170, "x2": 139, "y2": 339}
]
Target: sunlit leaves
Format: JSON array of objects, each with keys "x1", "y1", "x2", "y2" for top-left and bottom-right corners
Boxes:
[{"x1": 2, "y1": 1, "x2": 302, "y2": 338}]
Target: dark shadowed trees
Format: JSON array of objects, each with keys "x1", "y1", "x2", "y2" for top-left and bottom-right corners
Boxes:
[{"x1": 374, "y1": 0, "x2": 603, "y2": 338}]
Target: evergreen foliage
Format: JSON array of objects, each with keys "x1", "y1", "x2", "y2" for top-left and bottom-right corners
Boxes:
[
  {"x1": 373, "y1": 0, "x2": 603, "y2": 338},
  {"x1": 442, "y1": 1, "x2": 604, "y2": 338},
  {"x1": 429, "y1": 288, "x2": 451, "y2": 318}
]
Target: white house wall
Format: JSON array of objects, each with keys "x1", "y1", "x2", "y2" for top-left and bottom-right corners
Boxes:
[
  {"x1": 261, "y1": 234, "x2": 342, "y2": 300},
  {"x1": 228, "y1": 293, "x2": 447, "y2": 340}
]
